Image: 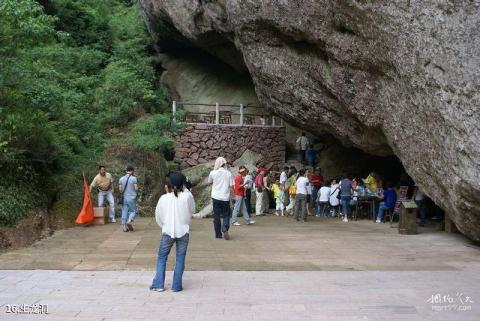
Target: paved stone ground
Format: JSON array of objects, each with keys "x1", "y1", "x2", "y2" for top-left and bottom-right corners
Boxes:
[
  {"x1": 1, "y1": 216, "x2": 479, "y2": 271},
  {"x1": 1, "y1": 216, "x2": 479, "y2": 320},
  {"x1": 0, "y1": 270, "x2": 479, "y2": 321}
]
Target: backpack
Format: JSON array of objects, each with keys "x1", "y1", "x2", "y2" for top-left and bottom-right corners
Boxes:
[
  {"x1": 254, "y1": 172, "x2": 264, "y2": 192},
  {"x1": 288, "y1": 175, "x2": 297, "y2": 195},
  {"x1": 254, "y1": 172, "x2": 264, "y2": 187},
  {"x1": 288, "y1": 184, "x2": 296, "y2": 196},
  {"x1": 330, "y1": 187, "x2": 340, "y2": 202}
]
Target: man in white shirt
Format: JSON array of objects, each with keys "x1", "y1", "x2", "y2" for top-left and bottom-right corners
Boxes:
[
  {"x1": 208, "y1": 157, "x2": 234, "y2": 240},
  {"x1": 317, "y1": 183, "x2": 331, "y2": 217},
  {"x1": 296, "y1": 132, "x2": 309, "y2": 165},
  {"x1": 280, "y1": 166, "x2": 288, "y2": 187},
  {"x1": 280, "y1": 166, "x2": 289, "y2": 208},
  {"x1": 295, "y1": 168, "x2": 309, "y2": 222}
]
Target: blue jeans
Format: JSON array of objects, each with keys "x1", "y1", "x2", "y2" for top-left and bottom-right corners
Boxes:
[
  {"x1": 151, "y1": 233, "x2": 189, "y2": 291},
  {"x1": 212, "y1": 198, "x2": 230, "y2": 238},
  {"x1": 231, "y1": 195, "x2": 250, "y2": 224},
  {"x1": 121, "y1": 195, "x2": 137, "y2": 224},
  {"x1": 317, "y1": 201, "x2": 329, "y2": 216},
  {"x1": 312, "y1": 187, "x2": 319, "y2": 213},
  {"x1": 377, "y1": 202, "x2": 391, "y2": 221},
  {"x1": 340, "y1": 196, "x2": 351, "y2": 218},
  {"x1": 98, "y1": 189, "x2": 115, "y2": 219},
  {"x1": 245, "y1": 189, "x2": 252, "y2": 214}
]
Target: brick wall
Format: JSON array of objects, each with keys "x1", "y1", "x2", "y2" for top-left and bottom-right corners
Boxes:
[{"x1": 174, "y1": 124, "x2": 285, "y2": 169}]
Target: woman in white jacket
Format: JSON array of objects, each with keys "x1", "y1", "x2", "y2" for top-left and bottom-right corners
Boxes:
[{"x1": 150, "y1": 173, "x2": 195, "y2": 292}]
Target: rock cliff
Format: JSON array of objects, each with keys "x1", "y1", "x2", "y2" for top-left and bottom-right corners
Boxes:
[{"x1": 139, "y1": 0, "x2": 480, "y2": 240}]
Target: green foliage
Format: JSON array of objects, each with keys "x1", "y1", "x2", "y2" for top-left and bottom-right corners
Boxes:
[
  {"x1": 0, "y1": 0, "x2": 172, "y2": 226},
  {"x1": 97, "y1": 59, "x2": 158, "y2": 127},
  {"x1": 0, "y1": 0, "x2": 57, "y2": 56},
  {"x1": 129, "y1": 114, "x2": 185, "y2": 153},
  {"x1": 0, "y1": 184, "x2": 40, "y2": 226},
  {"x1": 46, "y1": 0, "x2": 113, "y2": 50}
]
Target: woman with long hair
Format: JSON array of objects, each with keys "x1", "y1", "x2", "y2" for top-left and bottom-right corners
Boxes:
[{"x1": 150, "y1": 172, "x2": 195, "y2": 292}]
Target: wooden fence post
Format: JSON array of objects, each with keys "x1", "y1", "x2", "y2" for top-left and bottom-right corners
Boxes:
[
  {"x1": 172, "y1": 100, "x2": 177, "y2": 121},
  {"x1": 240, "y1": 104, "x2": 244, "y2": 126},
  {"x1": 215, "y1": 102, "x2": 219, "y2": 125}
]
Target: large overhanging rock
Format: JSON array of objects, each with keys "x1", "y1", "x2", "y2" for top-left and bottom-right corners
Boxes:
[
  {"x1": 184, "y1": 149, "x2": 263, "y2": 218},
  {"x1": 139, "y1": 0, "x2": 480, "y2": 240}
]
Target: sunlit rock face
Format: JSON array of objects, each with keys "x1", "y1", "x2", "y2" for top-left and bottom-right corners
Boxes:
[{"x1": 139, "y1": 0, "x2": 480, "y2": 240}]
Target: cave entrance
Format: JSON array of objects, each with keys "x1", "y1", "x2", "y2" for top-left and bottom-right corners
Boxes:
[
  {"x1": 284, "y1": 130, "x2": 410, "y2": 185},
  {"x1": 281, "y1": 129, "x2": 446, "y2": 229}
]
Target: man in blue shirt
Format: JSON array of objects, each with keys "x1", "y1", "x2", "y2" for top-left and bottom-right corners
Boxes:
[
  {"x1": 119, "y1": 165, "x2": 138, "y2": 232},
  {"x1": 376, "y1": 183, "x2": 397, "y2": 223}
]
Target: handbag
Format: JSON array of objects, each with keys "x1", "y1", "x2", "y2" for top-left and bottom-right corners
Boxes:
[
  {"x1": 288, "y1": 184, "x2": 296, "y2": 195},
  {"x1": 330, "y1": 187, "x2": 339, "y2": 200},
  {"x1": 118, "y1": 175, "x2": 131, "y2": 205}
]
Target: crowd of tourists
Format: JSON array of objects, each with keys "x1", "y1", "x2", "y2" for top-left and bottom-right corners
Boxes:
[
  {"x1": 231, "y1": 164, "x2": 398, "y2": 224},
  {"x1": 88, "y1": 150, "x2": 439, "y2": 293}
]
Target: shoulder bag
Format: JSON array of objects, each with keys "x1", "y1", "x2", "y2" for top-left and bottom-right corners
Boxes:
[{"x1": 118, "y1": 175, "x2": 131, "y2": 205}]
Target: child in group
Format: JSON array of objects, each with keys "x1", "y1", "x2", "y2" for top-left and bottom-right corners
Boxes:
[
  {"x1": 272, "y1": 178, "x2": 285, "y2": 216},
  {"x1": 285, "y1": 168, "x2": 298, "y2": 216}
]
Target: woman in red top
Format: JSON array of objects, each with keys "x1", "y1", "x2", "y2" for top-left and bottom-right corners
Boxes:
[{"x1": 231, "y1": 166, "x2": 256, "y2": 226}]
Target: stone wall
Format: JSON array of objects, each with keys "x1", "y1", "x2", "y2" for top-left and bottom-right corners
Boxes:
[{"x1": 174, "y1": 124, "x2": 285, "y2": 169}]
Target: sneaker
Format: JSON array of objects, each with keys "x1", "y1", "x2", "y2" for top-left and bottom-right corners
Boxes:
[
  {"x1": 247, "y1": 221, "x2": 256, "y2": 225},
  {"x1": 275, "y1": 212, "x2": 280, "y2": 216},
  {"x1": 343, "y1": 218, "x2": 348, "y2": 222},
  {"x1": 223, "y1": 230, "x2": 230, "y2": 240},
  {"x1": 122, "y1": 224, "x2": 129, "y2": 232},
  {"x1": 149, "y1": 286, "x2": 165, "y2": 292},
  {"x1": 126, "y1": 219, "x2": 134, "y2": 231},
  {"x1": 232, "y1": 222, "x2": 241, "y2": 226},
  {"x1": 110, "y1": 217, "x2": 117, "y2": 223},
  {"x1": 375, "y1": 219, "x2": 381, "y2": 223},
  {"x1": 281, "y1": 213, "x2": 285, "y2": 217}
]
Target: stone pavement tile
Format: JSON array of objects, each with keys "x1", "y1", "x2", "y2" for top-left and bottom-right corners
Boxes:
[
  {"x1": 4, "y1": 216, "x2": 480, "y2": 271},
  {"x1": 1, "y1": 270, "x2": 480, "y2": 321}
]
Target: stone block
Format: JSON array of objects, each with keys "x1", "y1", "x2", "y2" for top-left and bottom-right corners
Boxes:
[
  {"x1": 175, "y1": 151, "x2": 188, "y2": 158},
  {"x1": 93, "y1": 207, "x2": 108, "y2": 218}
]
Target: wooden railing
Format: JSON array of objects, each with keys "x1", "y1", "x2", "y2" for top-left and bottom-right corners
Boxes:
[{"x1": 172, "y1": 101, "x2": 284, "y2": 127}]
